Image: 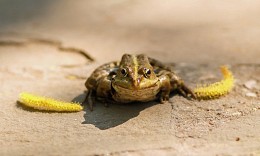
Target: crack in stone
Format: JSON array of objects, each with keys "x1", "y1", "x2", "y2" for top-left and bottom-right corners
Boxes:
[
  {"x1": 0, "y1": 40, "x2": 25, "y2": 46},
  {"x1": 58, "y1": 47, "x2": 94, "y2": 62},
  {"x1": 0, "y1": 38, "x2": 95, "y2": 63}
]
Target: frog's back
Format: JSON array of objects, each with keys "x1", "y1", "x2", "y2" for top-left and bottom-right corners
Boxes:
[
  {"x1": 148, "y1": 57, "x2": 175, "y2": 76},
  {"x1": 85, "y1": 61, "x2": 119, "y2": 90}
]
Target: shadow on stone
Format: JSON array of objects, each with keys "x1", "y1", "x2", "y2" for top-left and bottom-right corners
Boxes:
[{"x1": 72, "y1": 93, "x2": 157, "y2": 130}]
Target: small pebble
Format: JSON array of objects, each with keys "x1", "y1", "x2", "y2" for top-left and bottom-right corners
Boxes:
[
  {"x1": 232, "y1": 111, "x2": 242, "y2": 116},
  {"x1": 245, "y1": 92, "x2": 257, "y2": 97},
  {"x1": 244, "y1": 80, "x2": 257, "y2": 89}
]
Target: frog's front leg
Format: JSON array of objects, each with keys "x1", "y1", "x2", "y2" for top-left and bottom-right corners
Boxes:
[
  {"x1": 94, "y1": 76, "x2": 113, "y2": 109},
  {"x1": 158, "y1": 72, "x2": 196, "y2": 102},
  {"x1": 158, "y1": 75, "x2": 171, "y2": 103},
  {"x1": 85, "y1": 76, "x2": 112, "y2": 111}
]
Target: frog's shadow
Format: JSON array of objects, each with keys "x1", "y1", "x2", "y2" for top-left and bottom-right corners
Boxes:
[{"x1": 72, "y1": 93, "x2": 157, "y2": 130}]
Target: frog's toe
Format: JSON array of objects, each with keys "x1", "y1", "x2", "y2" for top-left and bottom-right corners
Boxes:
[
  {"x1": 104, "y1": 102, "x2": 109, "y2": 108},
  {"x1": 88, "y1": 97, "x2": 94, "y2": 111},
  {"x1": 84, "y1": 90, "x2": 94, "y2": 111},
  {"x1": 178, "y1": 84, "x2": 196, "y2": 99},
  {"x1": 160, "y1": 95, "x2": 169, "y2": 103}
]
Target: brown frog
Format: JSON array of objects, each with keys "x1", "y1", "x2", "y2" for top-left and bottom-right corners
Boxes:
[{"x1": 84, "y1": 54, "x2": 195, "y2": 110}]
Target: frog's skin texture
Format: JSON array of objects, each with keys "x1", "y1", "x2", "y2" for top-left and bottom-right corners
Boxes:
[{"x1": 85, "y1": 54, "x2": 195, "y2": 110}]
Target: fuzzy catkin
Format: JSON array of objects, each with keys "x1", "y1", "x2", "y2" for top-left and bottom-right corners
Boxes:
[
  {"x1": 19, "y1": 92, "x2": 83, "y2": 112},
  {"x1": 194, "y1": 66, "x2": 234, "y2": 100}
]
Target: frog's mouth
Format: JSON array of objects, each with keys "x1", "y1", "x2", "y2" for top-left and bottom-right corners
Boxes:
[
  {"x1": 111, "y1": 81, "x2": 161, "y2": 102},
  {"x1": 111, "y1": 80, "x2": 160, "y2": 92}
]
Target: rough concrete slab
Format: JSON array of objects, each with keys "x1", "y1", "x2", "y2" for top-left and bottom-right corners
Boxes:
[{"x1": 0, "y1": 1, "x2": 259, "y2": 155}]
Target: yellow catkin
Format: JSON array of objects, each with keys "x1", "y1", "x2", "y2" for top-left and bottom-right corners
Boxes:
[
  {"x1": 19, "y1": 92, "x2": 83, "y2": 112},
  {"x1": 194, "y1": 66, "x2": 234, "y2": 100}
]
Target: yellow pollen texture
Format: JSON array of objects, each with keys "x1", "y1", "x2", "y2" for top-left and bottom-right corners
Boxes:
[
  {"x1": 194, "y1": 66, "x2": 234, "y2": 100},
  {"x1": 19, "y1": 92, "x2": 83, "y2": 112}
]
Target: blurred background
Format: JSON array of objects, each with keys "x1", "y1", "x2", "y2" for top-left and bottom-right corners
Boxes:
[{"x1": 0, "y1": 0, "x2": 259, "y2": 64}]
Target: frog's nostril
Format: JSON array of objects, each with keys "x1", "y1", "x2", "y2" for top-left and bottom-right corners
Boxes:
[{"x1": 133, "y1": 78, "x2": 140, "y2": 88}]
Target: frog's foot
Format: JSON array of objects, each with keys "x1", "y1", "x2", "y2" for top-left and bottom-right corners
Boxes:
[
  {"x1": 83, "y1": 90, "x2": 94, "y2": 111},
  {"x1": 96, "y1": 97, "x2": 111, "y2": 108},
  {"x1": 104, "y1": 102, "x2": 109, "y2": 107},
  {"x1": 160, "y1": 96, "x2": 169, "y2": 103},
  {"x1": 159, "y1": 91, "x2": 170, "y2": 103},
  {"x1": 178, "y1": 84, "x2": 196, "y2": 99}
]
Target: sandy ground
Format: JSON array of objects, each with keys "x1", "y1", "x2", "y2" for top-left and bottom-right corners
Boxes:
[{"x1": 0, "y1": 1, "x2": 259, "y2": 155}]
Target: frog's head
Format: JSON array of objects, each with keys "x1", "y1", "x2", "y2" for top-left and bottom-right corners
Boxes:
[{"x1": 112, "y1": 54, "x2": 159, "y2": 91}]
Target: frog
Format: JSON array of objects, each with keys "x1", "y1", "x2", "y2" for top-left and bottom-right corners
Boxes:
[{"x1": 84, "y1": 54, "x2": 195, "y2": 110}]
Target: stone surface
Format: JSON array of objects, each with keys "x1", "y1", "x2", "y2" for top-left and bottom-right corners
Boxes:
[
  {"x1": 0, "y1": 1, "x2": 260, "y2": 155},
  {"x1": 244, "y1": 80, "x2": 258, "y2": 90},
  {"x1": 246, "y1": 92, "x2": 257, "y2": 98}
]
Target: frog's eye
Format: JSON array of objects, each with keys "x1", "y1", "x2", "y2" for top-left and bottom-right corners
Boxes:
[
  {"x1": 143, "y1": 68, "x2": 151, "y2": 78},
  {"x1": 121, "y1": 68, "x2": 128, "y2": 77}
]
